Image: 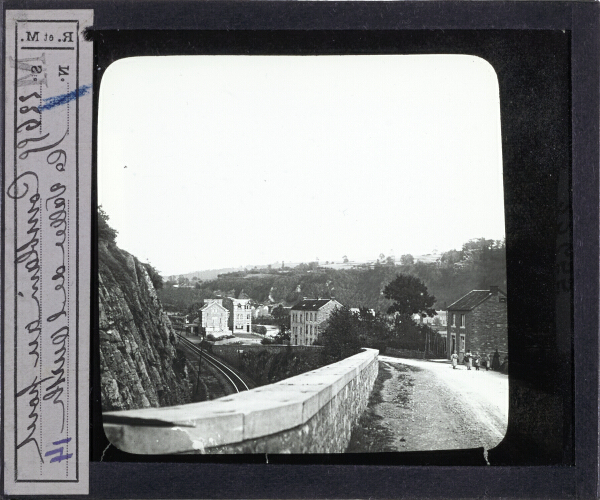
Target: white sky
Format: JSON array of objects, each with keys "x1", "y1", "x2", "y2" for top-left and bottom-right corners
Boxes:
[{"x1": 98, "y1": 55, "x2": 505, "y2": 276}]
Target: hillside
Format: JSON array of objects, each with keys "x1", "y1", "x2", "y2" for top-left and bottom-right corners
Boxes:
[
  {"x1": 157, "y1": 239, "x2": 506, "y2": 313},
  {"x1": 167, "y1": 254, "x2": 442, "y2": 281}
]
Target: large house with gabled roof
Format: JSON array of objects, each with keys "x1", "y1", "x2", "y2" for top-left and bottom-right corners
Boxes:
[
  {"x1": 446, "y1": 286, "x2": 507, "y2": 362},
  {"x1": 290, "y1": 298, "x2": 342, "y2": 346},
  {"x1": 199, "y1": 299, "x2": 230, "y2": 334}
]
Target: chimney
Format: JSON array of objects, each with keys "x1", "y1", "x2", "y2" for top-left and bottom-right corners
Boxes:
[{"x1": 490, "y1": 286, "x2": 499, "y2": 295}]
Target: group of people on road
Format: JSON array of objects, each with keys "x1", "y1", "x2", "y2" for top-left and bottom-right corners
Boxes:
[{"x1": 451, "y1": 349, "x2": 504, "y2": 372}]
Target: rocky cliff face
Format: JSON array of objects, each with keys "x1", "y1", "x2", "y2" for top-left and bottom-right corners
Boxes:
[{"x1": 99, "y1": 241, "x2": 194, "y2": 411}]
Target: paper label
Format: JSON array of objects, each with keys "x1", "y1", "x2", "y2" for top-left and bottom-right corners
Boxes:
[{"x1": 4, "y1": 9, "x2": 92, "y2": 495}]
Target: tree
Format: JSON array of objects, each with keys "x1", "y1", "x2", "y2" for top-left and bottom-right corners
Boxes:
[
  {"x1": 355, "y1": 308, "x2": 391, "y2": 352},
  {"x1": 98, "y1": 205, "x2": 118, "y2": 243},
  {"x1": 389, "y1": 315, "x2": 435, "y2": 353},
  {"x1": 320, "y1": 306, "x2": 361, "y2": 364},
  {"x1": 273, "y1": 329, "x2": 290, "y2": 344},
  {"x1": 440, "y1": 249, "x2": 463, "y2": 266},
  {"x1": 383, "y1": 274, "x2": 436, "y2": 318},
  {"x1": 142, "y1": 263, "x2": 164, "y2": 290},
  {"x1": 400, "y1": 254, "x2": 414, "y2": 266},
  {"x1": 272, "y1": 304, "x2": 290, "y2": 333}
]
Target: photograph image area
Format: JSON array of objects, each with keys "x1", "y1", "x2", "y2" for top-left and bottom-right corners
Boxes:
[{"x1": 97, "y1": 55, "x2": 508, "y2": 455}]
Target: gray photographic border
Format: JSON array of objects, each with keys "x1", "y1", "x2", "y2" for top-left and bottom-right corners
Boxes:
[{"x1": 2, "y1": 1, "x2": 598, "y2": 498}]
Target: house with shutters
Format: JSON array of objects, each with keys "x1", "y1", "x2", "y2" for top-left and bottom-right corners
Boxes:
[
  {"x1": 290, "y1": 298, "x2": 343, "y2": 346},
  {"x1": 446, "y1": 285, "x2": 507, "y2": 362},
  {"x1": 199, "y1": 299, "x2": 230, "y2": 334}
]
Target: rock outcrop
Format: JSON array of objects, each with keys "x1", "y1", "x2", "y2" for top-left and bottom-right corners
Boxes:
[{"x1": 99, "y1": 241, "x2": 194, "y2": 411}]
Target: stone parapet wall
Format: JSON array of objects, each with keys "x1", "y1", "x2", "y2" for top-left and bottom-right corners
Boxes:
[{"x1": 103, "y1": 348, "x2": 378, "y2": 454}]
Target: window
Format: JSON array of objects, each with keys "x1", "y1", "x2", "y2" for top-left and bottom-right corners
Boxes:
[
  {"x1": 460, "y1": 333, "x2": 466, "y2": 352},
  {"x1": 451, "y1": 314, "x2": 455, "y2": 327},
  {"x1": 460, "y1": 314, "x2": 466, "y2": 328}
]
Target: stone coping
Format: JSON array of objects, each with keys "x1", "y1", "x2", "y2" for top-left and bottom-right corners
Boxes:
[{"x1": 103, "y1": 348, "x2": 378, "y2": 454}]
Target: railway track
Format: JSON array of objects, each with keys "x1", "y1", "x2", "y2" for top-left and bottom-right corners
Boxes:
[{"x1": 177, "y1": 334, "x2": 250, "y2": 393}]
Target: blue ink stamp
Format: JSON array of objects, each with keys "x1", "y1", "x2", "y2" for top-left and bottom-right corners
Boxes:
[{"x1": 39, "y1": 84, "x2": 91, "y2": 112}]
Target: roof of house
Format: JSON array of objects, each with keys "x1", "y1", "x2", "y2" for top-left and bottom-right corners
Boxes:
[
  {"x1": 291, "y1": 298, "x2": 339, "y2": 311},
  {"x1": 447, "y1": 288, "x2": 506, "y2": 311},
  {"x1": 201, "y1": 300, "x2": 228, "y2": 312}
]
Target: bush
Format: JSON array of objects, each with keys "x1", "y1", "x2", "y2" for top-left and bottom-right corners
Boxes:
[
  {"x1": 254, "y1": 317, "x2": 276, "y2": 326},
  {"x1": 252, "y1": 325, "x2": 267, "y2": 335}
]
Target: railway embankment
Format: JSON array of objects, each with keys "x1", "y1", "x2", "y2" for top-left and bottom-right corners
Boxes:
[{"x1": 209, "y1": 343, "x2": 324, "y2": 386}]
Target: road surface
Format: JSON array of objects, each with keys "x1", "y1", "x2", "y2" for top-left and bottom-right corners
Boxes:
[{"x1": 348, "y1": 355, "x2": 508, "y2": 453}]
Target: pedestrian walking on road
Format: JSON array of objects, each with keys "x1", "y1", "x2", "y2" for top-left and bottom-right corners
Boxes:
[
  {"x1": 481, "y1": 353, "x2": 490, "y2": 371},
  {"x1": 500, "y1": 355, "x2": 508, "y2": 374},
  {"x1": 492, "y1": 349, "x2": 500, "y2": 371},
  {"x1": 451, "y1": 350, "x2": 459, "y2": 369},
  {"x1": 464, "y1": 350, "x2": 472, "y2": 370},
  {"x1": 473, "y1": 353, "x2": 480, "y2": 371}
]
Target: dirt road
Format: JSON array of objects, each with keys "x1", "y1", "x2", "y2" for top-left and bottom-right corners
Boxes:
[{"x1": 347, "y1": 356, "x2": 508, "y2": 453}]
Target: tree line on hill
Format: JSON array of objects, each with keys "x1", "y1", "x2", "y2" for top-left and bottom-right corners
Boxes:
[{"x1": 157, "y1": 237, "x2": 506, "y2": 314}]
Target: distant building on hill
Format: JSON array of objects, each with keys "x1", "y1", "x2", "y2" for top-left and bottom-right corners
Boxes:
[
  {"x1": 446, "y1": 286, "x2": 507, "y2": 362},
  {"x1": 200, "y1": 299, "x2": 230, "y2": 334},
  {"x1": 290, "y1": 298, "x2": 343, "y2": 346},
  {"x1": 412, "y1": 310, "x2": 447, "y2": 328},
  {"x1": 350, "y1": 307, "x2": 375, "y2": 317},
  {"x1": 252, "y1": 304, "x2": 270, "y2": 319}
]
